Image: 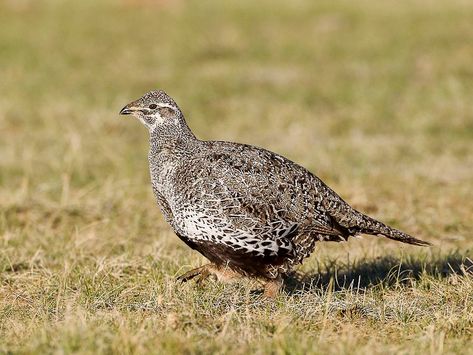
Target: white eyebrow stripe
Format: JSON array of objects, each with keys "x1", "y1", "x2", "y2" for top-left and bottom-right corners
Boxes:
[{"x1": 157, "y1": 103, "x2": 176, "y2": 110}]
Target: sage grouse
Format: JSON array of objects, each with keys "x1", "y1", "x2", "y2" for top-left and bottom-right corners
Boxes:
[{"x1": 120, "y1": 90, "x2": 429, "y2": 298}]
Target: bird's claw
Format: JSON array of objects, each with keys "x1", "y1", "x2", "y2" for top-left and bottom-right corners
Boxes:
[{"x1": 176, "y1": 265, "x2": 210, "y2": 283}]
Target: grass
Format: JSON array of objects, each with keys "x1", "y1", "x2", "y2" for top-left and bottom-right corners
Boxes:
[{"x1": 1, "y1": 0, "x2": 473, "y2": 353}]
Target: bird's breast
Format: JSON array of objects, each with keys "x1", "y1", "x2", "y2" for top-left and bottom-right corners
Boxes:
[{"x1": 148, "y1": 153, "x2": 179, "y2": 201}]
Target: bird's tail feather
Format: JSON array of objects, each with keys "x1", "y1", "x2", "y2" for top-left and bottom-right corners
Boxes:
[{"x1": 357, "y1": 213, "x2": 431, "y2": 246}]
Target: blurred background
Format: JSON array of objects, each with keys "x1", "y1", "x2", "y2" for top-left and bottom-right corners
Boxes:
[{"x1": 1, "y1": 0, "x2": 472, "y2": 352}]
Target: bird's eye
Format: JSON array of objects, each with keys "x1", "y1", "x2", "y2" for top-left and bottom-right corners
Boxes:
[{"x1": 149, "y1": 104, "x2": 158, "y2": 109}]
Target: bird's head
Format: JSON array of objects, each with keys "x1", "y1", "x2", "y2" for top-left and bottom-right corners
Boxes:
[{"x1": 119, "y1": 90, "x2": 182, "y2": 129}]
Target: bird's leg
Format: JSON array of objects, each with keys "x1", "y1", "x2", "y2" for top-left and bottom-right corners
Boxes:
[
  {"x1": 209, "y1": 265, "x2": 241, "y2": 283},
  {"x1": 263, "y1": 275, "x2": 283, "y2": 299}
]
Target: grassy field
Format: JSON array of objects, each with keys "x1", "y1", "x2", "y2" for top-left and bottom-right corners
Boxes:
[{"x1": 1, "y1": 0, "x2": 473, "y2": 353}]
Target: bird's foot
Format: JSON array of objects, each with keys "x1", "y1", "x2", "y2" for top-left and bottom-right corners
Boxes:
[
  {"x1": 263, "y1": 276, "x2": 283, "y2": 299},
  {"x1": 176, "y1": 264, "x2": 212, "y2": 284},
  {"x1": 177, "y1": 264, "x2": 241, "y2": 284}
]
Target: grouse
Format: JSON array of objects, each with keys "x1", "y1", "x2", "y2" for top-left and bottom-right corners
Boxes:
[{"x1": 120, "y1": 90, "x2": 430, "y2": 298}]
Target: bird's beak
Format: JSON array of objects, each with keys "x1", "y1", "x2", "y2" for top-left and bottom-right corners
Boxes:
[
  {"x1": 119, "y1": 101, "x2": 140, "y2": 115},
  {"x1": 119, "y1": 105, "x2": 133, "y2": 115}
]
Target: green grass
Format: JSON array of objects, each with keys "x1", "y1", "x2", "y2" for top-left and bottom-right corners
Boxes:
[{"x1": 1, "y1": 0, "x2": 473, "y2": 353}]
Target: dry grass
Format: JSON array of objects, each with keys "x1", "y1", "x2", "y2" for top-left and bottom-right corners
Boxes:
[{"x1": 1, "y1": 0, "x2": 473, "y2": 353}]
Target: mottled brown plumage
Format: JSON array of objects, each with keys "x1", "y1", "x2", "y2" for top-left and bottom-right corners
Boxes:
[{"x1": 120, "y1": 90, "x2": 430, "y2": 297}]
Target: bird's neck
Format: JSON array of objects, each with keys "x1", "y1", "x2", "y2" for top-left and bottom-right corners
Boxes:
[{"x1": 149, "y1": 118, "x2": 198, "y2": 154}]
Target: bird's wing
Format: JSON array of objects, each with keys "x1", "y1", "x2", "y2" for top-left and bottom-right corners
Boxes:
[{"x1": 172, "y1": 141, "x2": 348, "y2": 257}]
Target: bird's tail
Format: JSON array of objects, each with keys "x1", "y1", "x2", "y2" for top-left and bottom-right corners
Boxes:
[{"x1": 355, "y1": 212, "x2": 431, "y2": 246}]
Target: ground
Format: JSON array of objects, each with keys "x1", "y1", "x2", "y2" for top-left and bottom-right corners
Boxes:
[{"x1": 1, "y1": 0, "x2": 472, "y2": 353}]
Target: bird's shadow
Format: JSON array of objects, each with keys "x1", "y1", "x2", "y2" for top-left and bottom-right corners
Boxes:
[{"x1": 284, "y1": 250, "x2": 473, "y2": 295}]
